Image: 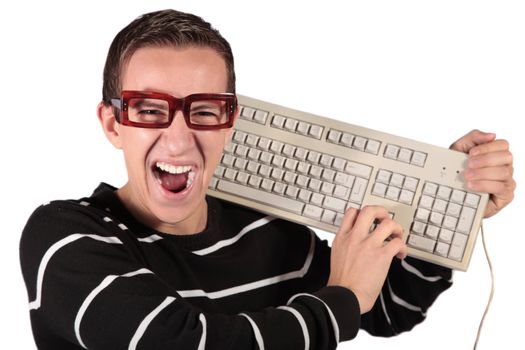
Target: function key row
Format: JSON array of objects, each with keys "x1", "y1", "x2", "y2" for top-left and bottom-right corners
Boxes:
[
  {"x1": 239, "y1": 106, "x2": 269, "y2": 124},
  {"x1": 326, "y1": 128, "x2": 381, "y2": 155},
  {"x1": 270, "y1": 114, "x2": 324, "y2": 139},
  {"x1": 383, "y1": 144, "x2": 427, "y2": 167}
]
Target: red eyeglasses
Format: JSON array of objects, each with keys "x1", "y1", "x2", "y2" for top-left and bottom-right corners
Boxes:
[{"x1": 110, "y1": 90, "x2": 237, "y2": 130}]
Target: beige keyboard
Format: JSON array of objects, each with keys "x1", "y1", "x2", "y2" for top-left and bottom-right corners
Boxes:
[{"x1": 208, "y1": 95, "x2": 489, "y2": 270}]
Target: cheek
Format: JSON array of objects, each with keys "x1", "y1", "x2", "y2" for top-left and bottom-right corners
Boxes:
[
  {"x1": 120, "y1": 130, "x2": 158, "y2": 176},
  {"x1": 201, "y1": 134, "x2": 228, "y2": 169}
]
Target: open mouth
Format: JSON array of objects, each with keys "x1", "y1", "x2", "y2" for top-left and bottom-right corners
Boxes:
[{"x1": 154, "y1": 161, "x2": 195, "y2": 193}]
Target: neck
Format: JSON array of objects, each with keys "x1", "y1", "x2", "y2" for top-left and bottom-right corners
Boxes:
[{"x1": 116, "y1": 184, "x2": 208, "y2": 235}]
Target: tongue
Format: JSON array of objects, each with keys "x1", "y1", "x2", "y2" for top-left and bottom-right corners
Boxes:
[{"x1": 159, "y1": 171, "x2": 188, "y2": 192}]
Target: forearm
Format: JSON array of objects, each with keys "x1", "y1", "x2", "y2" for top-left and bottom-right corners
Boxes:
[{"x1": 360, "y1": 257, "x2": 453, "y2": 336}]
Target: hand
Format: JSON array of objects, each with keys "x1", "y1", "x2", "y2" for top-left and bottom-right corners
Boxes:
[
  {"x1": 327, "y1": 206, "x2": 407, "y2": 314},
  {"x1": 449, "y1": 129, "x2": 515, "y2": 218}
]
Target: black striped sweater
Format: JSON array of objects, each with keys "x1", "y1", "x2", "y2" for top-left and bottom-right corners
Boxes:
[{"x1": 20, "y1": 183, "x2": 452, "y2": 349}]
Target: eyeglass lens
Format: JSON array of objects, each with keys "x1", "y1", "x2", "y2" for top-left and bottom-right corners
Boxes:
[{"x1": 128, "y1": 97, "x2": 230, "y2": 126}]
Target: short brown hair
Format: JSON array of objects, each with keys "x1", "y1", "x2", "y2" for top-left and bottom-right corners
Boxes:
[{"x1": 102, "y1": 9, "x2": 236, "y2": 102}]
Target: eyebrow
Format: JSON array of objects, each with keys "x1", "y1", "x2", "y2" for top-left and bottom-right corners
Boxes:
[{"x1": 131, "y1": 100, "x2": 168, "y2": 109}]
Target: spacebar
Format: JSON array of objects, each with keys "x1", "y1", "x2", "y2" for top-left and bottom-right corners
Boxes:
[{"x1": 217, "y1": 180, "x2": 305, "y2": 215}]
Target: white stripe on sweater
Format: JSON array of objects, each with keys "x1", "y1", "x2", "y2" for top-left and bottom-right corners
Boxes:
[
  {"x1": 192, "y1": 216, "x2": 276, "y2": 256},
  {"x1": 75, "y1": 268, "x2": 154, "y2": 349},
  {"x1": 401, "y1": 259, "x2": 449, "y2": 283},
  {"x1": 197, "y1": 314, "x2": 207, "y2": 350},
  {"x1": 278, "y1": 306, "x2": 309, "y2": 350},
  {"x1": 240, "y1": 313, "x2": 265, "y2": 350},
  {"x1": 178, "y1": 230, "x2": 315, "y2": 299},
  {"x1": 29, "y1": 233, "x2": 122, "y2": 310},
  {"x1": 287, "y1": 293, "x2": 340, "y2": 345},
  {"x1": 128, "y1": 296, "x2": 176, "y2": 350},
  {"x1": 387, "y1": 280, "x2": 426, "y2": 316}
]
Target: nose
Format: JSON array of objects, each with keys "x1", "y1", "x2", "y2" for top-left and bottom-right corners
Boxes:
[{"x1": 161, "y1": 110, "x2": 196, "y2": 152}]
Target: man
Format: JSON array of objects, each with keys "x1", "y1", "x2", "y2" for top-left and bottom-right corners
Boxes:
[{"x1": 20, "y1": 9, "x2": 515, "y2": 349}]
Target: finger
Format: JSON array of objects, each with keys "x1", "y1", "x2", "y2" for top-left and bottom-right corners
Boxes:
[
  {"x1": 449, "y1": 130, "x2": 496, "y2": 154},
  {"x1": 468, "y1": 150, "x2": 513, "y2": 170},
  {"x1": 469, "y1": 139, "x2": 510, "y2": 157},
  {"x1": 337, "y1": 207, "x2": 359, "y2": 236},
  {"x1": 369, "y1": 218, "x2": 404, "y2": 245},
  {"x1": 384, "y1": 237, "x2": 408, "y2": 260},
  {"x1": 466, "y1": 179, "x2": 516, "y2": 198},
  {"x1": 351, "y1": 206, "x2": 390, "y2": 238},
  {"x1": 464, "y1": 165, "x2": 514, "y2": 182}
]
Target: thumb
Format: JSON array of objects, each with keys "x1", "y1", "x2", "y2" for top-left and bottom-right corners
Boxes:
[{"x1": 449, "y1": 129, "x2": 496, "y2": 154}]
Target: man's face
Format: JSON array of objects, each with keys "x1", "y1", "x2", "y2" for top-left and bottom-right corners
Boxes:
[{"x1": 111, "y1": 46, "x2": 235, "y2": 234}]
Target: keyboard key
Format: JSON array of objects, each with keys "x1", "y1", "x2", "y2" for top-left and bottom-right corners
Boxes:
[
  {"x1": 372, "y1": 182, "x2": 387, "y2": 197},
  {"x1": 425, "y1": 224, "x2": 440, "y2": 239},
  {"x1": 271, "y1": 115, "x2": 286, "y2": 128},
  {"x1": 345, "y1": 161, "x2": 372, "y2": 179},
  {"x1": 333, "y1": 185, "x2": 350, "y2": 199},
  {"x1": 218, "y1": 180, "x2": 304, "y2": 214},
  {"x1": 284, "y1": 118, "x2": 298, "y2": 131},
  {"x1": 349, "y1": 178, "x2": 368, "y2": 204},
  {"x1": 446, "y1": 202, "x2": 462, "y2": 217},
  {"x1": 442, "y1": 215, "x2": 458, "y2": 230},
  {"x1": 308, "y1": 124, "x2": 324, "y2": 139},
  {"x1": 340, "y1": 133, "x2": 354, "y2": 147},
  {"x1": 432, "y1": 198, "x2": 448, "y2": 213},
  {"x1": 423, "y1": 182, "x2": 438, "y2": 196},
  {"x1": 245, "y1": 134, "x2": 259, "y2": 147},
  {"x1": 253, "y1": 110, "x2": 268, "y2": 124},
  {"x1": 365, "y1": 139, "x2": 381, "y2": 154},
  {"x1": 321, "y1": 210, "x2": 336, "y2": 224},
  {"x1": 411, "y1": 151, "x2": 427, "y2": 167},
  {"x1": 399, "y1": 189, "x2": 415, "y2": 205},
  {"x1": 408, "y1": 234, "x2": 436, "y2": 253},
  {"x1": 327, "y1": 129, "x2": 342, "y2": 143},
  {"x1": 465, "y1": 193, "x2": 480, "y2": 208},
  {"x1": 411, "y1": 221, "x2": 426, "y2": 235},
  {"x1": 450, "y1": 189, "x2": 466, "y2": 204},
  {"x1": 298, "y1": 189, "x2": 312, "y2": 202},
  {"x1": 376, "y1": 169, "x2": 392, "y2": 184},
  {"x1": 304, "y1": 204, "x2": 323, "y2": 220},
  {"x1": 390, "y1": 173, "x2": 405, "y2": 188},
  {"x1": 353, "y1": 136, "x2": 367, "y2": 151},
  {"x1": 456, "y1": 206, "x2": 476, "y2": 234},
  {"x1": 398, "y1": 148, "x2": 413, "y2": 163},
  {"x1": 439, "y1": 228, "x2": 454, "y2": 243},
  {"x1": 437, "y1": 186, "x2": 452, "y2": 200},
  {"x1": 297, "y1": 121, "x2": 310, "y2": 135},
  {"x1": 384, "y1": 144, "x2": 400, "y2": 159},
  {"x1": 294, "y1": 147, "x2": 308, "y2": 161},
  {"x1": 419, "y1": 195, "x2": 434, "y2": 209},
  {"x1": 241, "y1": 106, "x2": 255, "y2": 119},
  {"x1": 323, "y1": 196, "x2": 346, "y2": 213},
  {"x1": 386, "y1": 186, "x2": 400, "y2": 201},
  {"x1": 435, "y1": 242, "x2": 450, "y2": 257},
  {"x1": 449, "y1": 233, "x2": 468, "y2": 261},
  {"x1": 403, "y1": 177, "x2": 419, "y2": 191},
  {"x1": 332, "y1": 157, "x2": 347, "y2": 171}
]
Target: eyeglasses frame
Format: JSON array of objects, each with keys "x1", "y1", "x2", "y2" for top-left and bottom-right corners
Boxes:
[{"x1": 110, "y1": 90, "x2": 238, "y2": 130}]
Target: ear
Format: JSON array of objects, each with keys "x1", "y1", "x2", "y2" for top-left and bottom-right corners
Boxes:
[{"x1": 97, "y1": 101, "x2": 123, "y2": 149}]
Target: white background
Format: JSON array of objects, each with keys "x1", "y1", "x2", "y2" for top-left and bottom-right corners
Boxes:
[{"x1": 1, "y1": 1, "x2": 523, "y2": 349}]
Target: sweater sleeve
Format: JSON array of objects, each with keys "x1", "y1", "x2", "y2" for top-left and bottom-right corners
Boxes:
[
  {"x1": 19, "y1": 203, "x2": 360, "y2": 350},
  {"x1": 360, "y1": 256, "x2": 453, "y2": 336}
]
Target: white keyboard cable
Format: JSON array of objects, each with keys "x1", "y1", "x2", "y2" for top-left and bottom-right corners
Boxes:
[{"x1": 473, "y1": 224, "x2": 494, "y2": 350}]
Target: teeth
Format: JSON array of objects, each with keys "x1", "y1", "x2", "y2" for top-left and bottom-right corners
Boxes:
[
  {"x1": 156, "y1": 162, "x2": 192, "y2": 175},
  {"x1": 187, "y1": 171, "x2": 195, "y2": 186}
]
